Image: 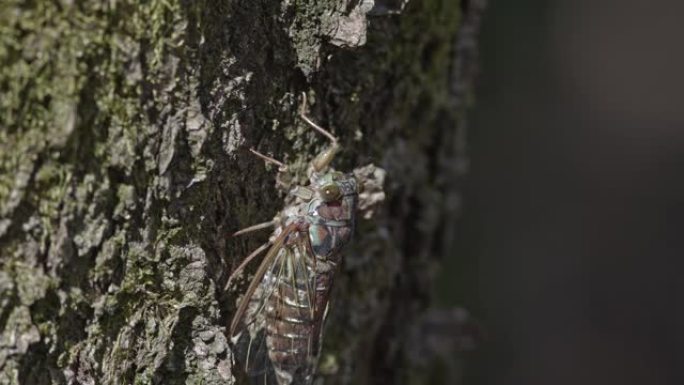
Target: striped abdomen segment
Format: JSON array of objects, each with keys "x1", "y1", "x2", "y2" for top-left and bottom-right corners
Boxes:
[{"x1": 264, "y1": 263, "x2": 335, "y2": 385}]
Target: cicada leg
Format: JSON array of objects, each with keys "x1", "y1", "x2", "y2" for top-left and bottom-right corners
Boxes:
[
  {"x1": 248, "y1": 148, "x2": 288, "y2": 172},
  {"x1": 232, "y1": 220, "x2": 276, "y2": 237},
  {"x1": 225, "y1": 240, "x2": 273, "y2": 290},
  {"x1": 299, "y1": 93, "x2": 340, "y2": 173},
  {"x1": 247, "y1": 147, "x2": 293, "y2": 190}
]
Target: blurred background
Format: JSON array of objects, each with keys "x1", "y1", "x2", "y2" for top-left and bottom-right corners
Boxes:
[{"x1": 440, "y1": 0, "x2": 684, "y2": 384}]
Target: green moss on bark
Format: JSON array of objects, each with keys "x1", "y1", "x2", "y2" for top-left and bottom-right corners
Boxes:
[{"x1": 0, "y1": 0, "x2": 482, "y2": 384}]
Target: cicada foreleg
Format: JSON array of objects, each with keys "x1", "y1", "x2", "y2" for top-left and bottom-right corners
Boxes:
[
  {"x1": 247, "y1": 146, "x2": 295, "y2": 191},
  {"x1": 299, "y1": 92, "x2": 340, "y2": 173},
  {"x1": 248, "y1": 148, "x2": 288, "y2": 172}
]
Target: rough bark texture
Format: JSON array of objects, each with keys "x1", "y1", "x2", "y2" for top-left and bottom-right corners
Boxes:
[{"x1": 0, "y1": 0, "x2": 483, "y2": 384}]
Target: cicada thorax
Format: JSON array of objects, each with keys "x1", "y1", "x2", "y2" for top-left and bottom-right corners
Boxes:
[{"x1": 305, "y1": 173, "x2": 358, "y2": 264}]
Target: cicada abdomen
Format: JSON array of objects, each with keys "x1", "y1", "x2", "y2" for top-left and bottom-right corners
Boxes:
[
  {"x1": 231, "y1": 231, "x2": 323, "y2": 385},
  {"x1": 228, "y1": 95, "x2": 358, "y2": 385}
]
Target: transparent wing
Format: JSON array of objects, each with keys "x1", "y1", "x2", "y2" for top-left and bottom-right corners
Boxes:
[
  {"x1": 230, "y1": 224, "x2": 322, "y2": 385},
  {"x1": 231, "y1": 252, "x2": 288, "y2": 385}
]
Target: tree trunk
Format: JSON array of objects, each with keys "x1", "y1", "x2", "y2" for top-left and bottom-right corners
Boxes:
[{"x1": 0, "y1": 0, "x2": 484, "y2": 384}]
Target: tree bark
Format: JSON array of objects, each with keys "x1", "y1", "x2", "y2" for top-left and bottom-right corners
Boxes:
[{"x1": 0, "y1": 0, "x2": 484, "y2": 384}]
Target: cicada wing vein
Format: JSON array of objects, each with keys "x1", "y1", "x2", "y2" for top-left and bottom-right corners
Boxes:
[
  {"x1": 264, "y1": 235, "x2": 319, "y2": 384},
  {"x1": 230, "y1": 222, "x2": 321, "y2": 384},
  {"x1": 232, "y1": 253, "x2": 288, "y2": 384}
]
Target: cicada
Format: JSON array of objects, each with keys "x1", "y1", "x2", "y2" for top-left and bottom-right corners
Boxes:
[{"x1": 226, "y1": 95, "x2": 358, "y2": 385}]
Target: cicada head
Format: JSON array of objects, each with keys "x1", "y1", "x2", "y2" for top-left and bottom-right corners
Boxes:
[{"x1": 312, "y1": 171, "x2": 357, "y2": 203}]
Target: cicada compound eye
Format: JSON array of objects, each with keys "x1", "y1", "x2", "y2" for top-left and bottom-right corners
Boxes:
[{"x1": 319, "y1": 183, "x2": 342, "y2": 202}]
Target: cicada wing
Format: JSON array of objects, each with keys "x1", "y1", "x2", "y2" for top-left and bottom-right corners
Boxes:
[
  {"x1": 231, "y1": 226, "x2": 321, "y2": 385},
  {"x1": 270, "y1": 240, "x2": 319, "y2": 384},
  {"x1": 230, "y1": 223, "x2": 295, "y2": 384},
  {"x1": 232, "y1": 252, "x2": 290, "y2": 385},
  {"x1": 230, "y1": 223, "x2": 297, "y2": 336}
]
